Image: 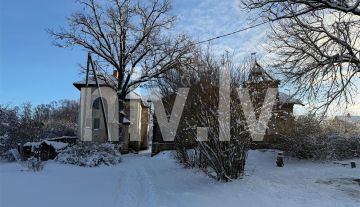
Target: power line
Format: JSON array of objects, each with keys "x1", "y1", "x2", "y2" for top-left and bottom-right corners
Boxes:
[{"x1": 195, "y1": 21, "x2": 269, "y2": 45}]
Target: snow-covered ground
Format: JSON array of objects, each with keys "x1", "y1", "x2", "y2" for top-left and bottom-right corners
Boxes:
[{"x1": 0, "y1": 150, "x2": 359, "y2": 207}]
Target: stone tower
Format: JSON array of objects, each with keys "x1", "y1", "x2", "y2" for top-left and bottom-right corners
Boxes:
[
  {"x1": 243, "y1": 60, "x2": 302, "y2": 143},
  {"x1": 243, "y1": 60, "x2": 280, "y2": 119}
]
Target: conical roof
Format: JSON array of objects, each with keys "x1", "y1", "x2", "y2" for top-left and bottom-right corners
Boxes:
[{"x1": 248, "y1": 60, "x2": 274, "y2": 82}]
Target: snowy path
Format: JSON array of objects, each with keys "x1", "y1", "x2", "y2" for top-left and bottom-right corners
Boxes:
[
  {"x1": 115, "y1": 163, "x2": 158, "y2": 206},
  {"x1": 0, "y1": 150, "x2": 359, "y2": 207}
]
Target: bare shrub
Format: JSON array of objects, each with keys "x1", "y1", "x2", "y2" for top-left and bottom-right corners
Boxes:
[
  {"x1": 163, "y1": 51, "x2": 251, "y2": 181},
  {"x1": 25, "y1": 157, "x2": 45, "y2": 172},
  {"x1": 327, "y1": 134, "x2": 360, "y2": 159},
  {"x1": 1, "y1": 148, "x2": 17, "y2": 162},
  {"x1": 276, "y1": 114, "x2": 360, "y2": 160}
]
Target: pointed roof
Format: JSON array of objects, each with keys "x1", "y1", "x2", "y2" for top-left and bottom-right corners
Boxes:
[
  {"x1": 125, "y1": 91, "x2": 142, "y2": 100},
  {"x1": 73, "y1": 78, "x2": 108, "y2": 90},
  {"x1": 278, "y1": 92, "x2": 303, "y2": 105},
  {"x1": 248, "y1": 60, "x2": 275, "y2": 82},
  {"x1": 73, "y1": 79, "x2": 144, "y2": 101}
]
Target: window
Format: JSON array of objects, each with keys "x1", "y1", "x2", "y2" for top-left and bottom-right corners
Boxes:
[
  {"x1": 93, "y1": 98, "x2": 101, "y2": 109},
  {"x1": 93, "y1": 118, "x2": 100, "y2": 129}
]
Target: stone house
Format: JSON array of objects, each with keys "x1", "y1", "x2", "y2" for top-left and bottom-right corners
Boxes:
[
  {"x1": 74, "y1": 61, "x2": 302, "y2": 155},
  {"x1": 152, "y1": 61, "x2": 303, "y2": 154},
  {"x1": 73, "y1": 79, "x2": 150, "y2": 153}
]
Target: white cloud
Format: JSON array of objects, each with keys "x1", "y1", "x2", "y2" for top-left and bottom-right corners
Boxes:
[
  {"x1": 172, "y1": 0, "x2": 269, "y2": 60},
  {"x1": 171, "y1": 0, "x2": 360, "y2": 116}
]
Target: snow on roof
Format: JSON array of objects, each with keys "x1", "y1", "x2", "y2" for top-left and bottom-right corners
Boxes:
[
  {"x1": 24, "y1": 141, "x2": 41, "y2": 148},
  {"x1": 45, "y1": 141, "x2": 69, "y2": 150},
  {"x1": 73, "y1": 79, "x2": 108, "y2": 90},
  {"x1": 45, "y1": 136, "x2": 77, "y2": 141},
  {"x1": 335, "y1": 116, "x2": 360, "y2": 124},
  {"x1": 73, "y1": 79, "x2": 143, "y2": 101},
  {"x1": 24, "y1": 140, "x2": 69, "y2": 151},
  {"x1": 125, "y1": 91, "x2": 142, "y2": 100},
  {"x1": 248, "y1": 61, "x2": 275, "y2": 82},
  {"x1": 278, "y1": 92, "x2": 303, "y2": 105}
]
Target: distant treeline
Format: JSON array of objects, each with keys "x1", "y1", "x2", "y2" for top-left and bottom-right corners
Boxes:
[{"x1": 0, "y1": 100, "x2": 79, "y2": 153}]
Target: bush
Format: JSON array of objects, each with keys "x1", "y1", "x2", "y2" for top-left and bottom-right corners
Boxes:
[
  {"x1": 327, "y1": 134, "x2": 360, "y2": 159},
  {"x1": 276, "y1": 114, "x2": 360, "y2": 160},
  {"x1": 56, "y1": 143, "x2": 121, "y2": 167},
  {"x1": 173, "y1": 83, "x2": 250, "y2": 181},
  {"x1": 0, "y1": 148, "x2": 17, "y2": 162},
  {"x1": 196, "y1": 132, "x2": 250, "y2": 181},
  {"x1": 25, "y1": 157, "x2": 45, "y2": 172}
]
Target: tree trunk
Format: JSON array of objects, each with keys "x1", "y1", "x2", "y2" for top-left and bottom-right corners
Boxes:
[{"x1": 118, "y1": 91, "x2": 127, "y2": 153}]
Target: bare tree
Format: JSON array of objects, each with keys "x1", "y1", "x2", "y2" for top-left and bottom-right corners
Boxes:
[
  {"x1": 270, "y1": 12, "x2": 359, "y2": 113},
  {"x1": 49, "y1": 0, "x2": 193, "y2": 137},
  {"x1": 155, "y1": 50, "x2": 251, "y2": 181},
  {"x1": 240, "y1": 0, "x2": 360, "y2": 20},
  {"x1": 240, "y1": 0, "x2": 360, "y2": 114},
  {"x1": 156, "y1": 48, "x2": 247, "y2": 98}
]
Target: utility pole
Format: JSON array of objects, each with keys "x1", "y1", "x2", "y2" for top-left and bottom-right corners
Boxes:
[
  {"x1": 345, "y1": 113, "x2": 351, "y2": 133},
  {"x1": 86, "y1": 53, "x2": 110, "y2": 141}
]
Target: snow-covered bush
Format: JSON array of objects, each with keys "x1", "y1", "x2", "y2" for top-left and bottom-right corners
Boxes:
[
  {"x1": 1, "y1": 148, "x2": 17, "y2": 162},
  {"x1": 327, "y1": 134, "x2": 360, "y2": 159},
  {"x1": 276, "y1": 114, "x2": 360, "y2": 160},
  {"x1": 56, "y1": 143, "x2": 121, "y2": 167},
  {"x1": 284, "y1": 134, "x2": 360, "y2": 160},
  {"x1": 172, "y1": 82, "x2": 250, "y2": 181},
  {"x1": 155, "y1": 51, "x2": 251, "y2": 181},
  {"x1": 25, "y1": 157, "x2": 45, "y2": 172}
]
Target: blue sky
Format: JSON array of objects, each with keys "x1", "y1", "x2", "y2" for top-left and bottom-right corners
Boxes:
[
  {"x1": 0, "y1": 0, "x2": 358, "y2": 115},
  {"x1": 0, "y1": 0, "x2": 86, "y2": 105},
  {"x1": 0, "y1": 0, "x2": 266, "y2": 106}
]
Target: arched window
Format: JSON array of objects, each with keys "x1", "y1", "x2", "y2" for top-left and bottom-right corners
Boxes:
[
  {"x1": 92, "y1": 98, "x2": 102, "y2": 130},
  {"x1": 92, "y1": 97, "x2": 107, "y2": 131},
  {"x1": 93, "y1": 118, "x2": 100, "y2": 129},
  {"x1": 93, "y1": 97, "x2": 101, "y2": 109}
]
